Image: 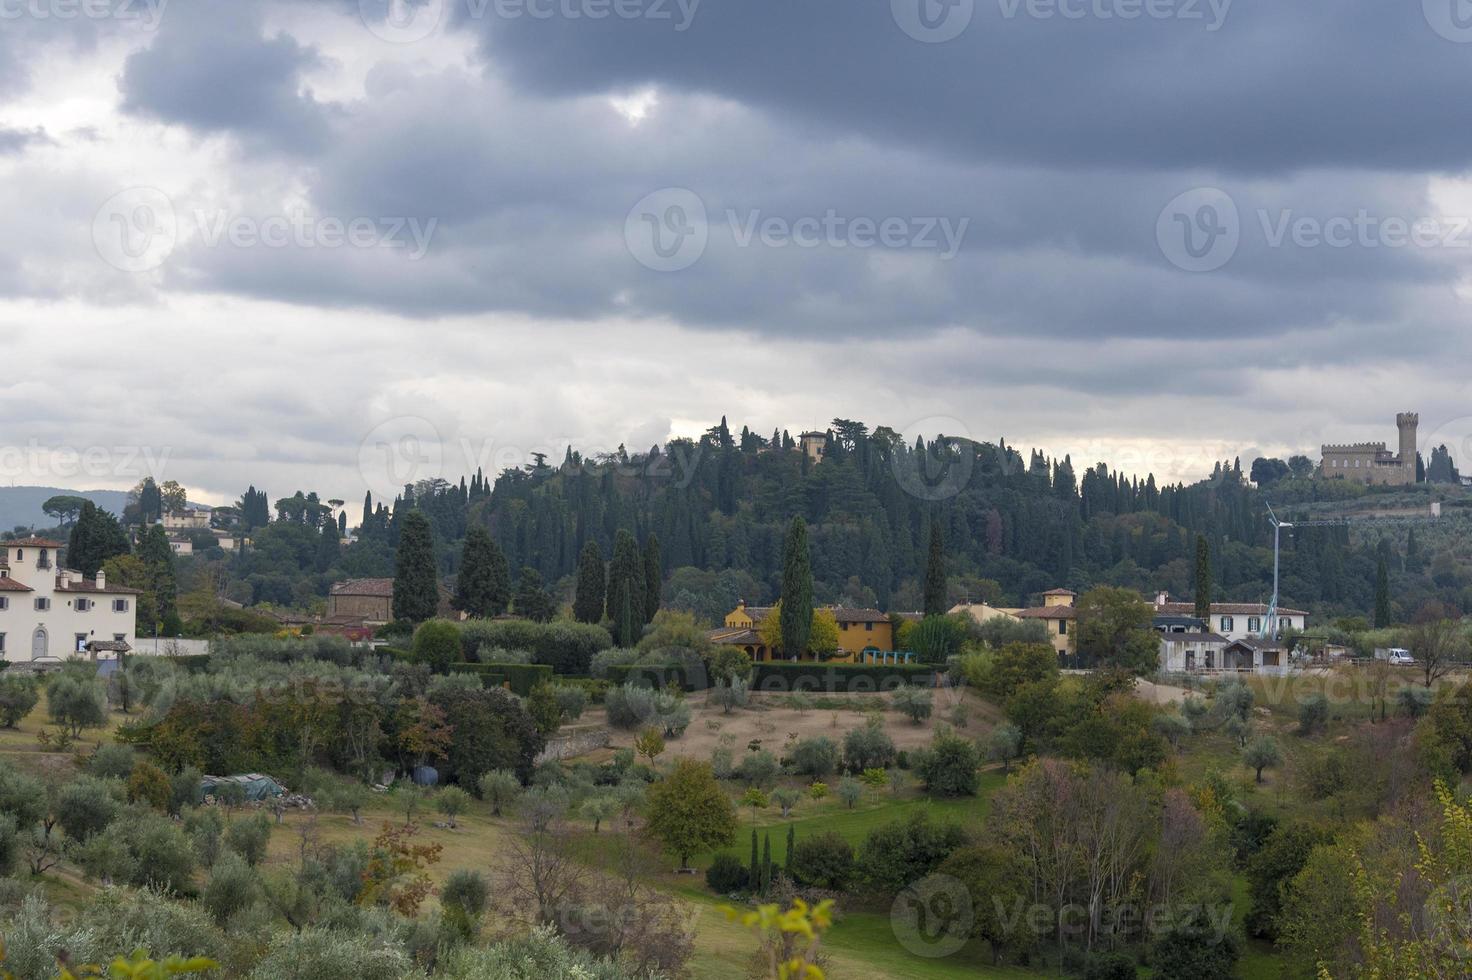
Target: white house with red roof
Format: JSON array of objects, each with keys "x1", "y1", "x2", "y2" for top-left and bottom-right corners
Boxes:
[{"x1": 0, "y1": 538, "x2": 140, "y2": 663}]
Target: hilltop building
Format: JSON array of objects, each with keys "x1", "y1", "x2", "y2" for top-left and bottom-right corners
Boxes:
[
  {"x1": 0, "y1": 538, "x2": 139, "y2": 663},
  {"x1": 1014, "y1": 588, "x2": 1077, "y2": 657},
  {"x1": 1320, "y1": 412, "x2": 1419, "y2": 485}
]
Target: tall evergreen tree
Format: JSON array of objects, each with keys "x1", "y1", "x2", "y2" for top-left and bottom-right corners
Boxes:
[
  {"x1": 486, "y1": 534, "x2": 512, "y2": 616},
  {"x1": 749, "y1": 828, "x2": 759, "y2": 890},
  {"x1": 1374, "y1": 556, "x2": 1391, "y2": 628},
  {"x1": 607, "y1": 529, "x2": 646, "y2": 646},
  {"x1": 779, "y1": 517, "x2": 813, "y2": 659},
  {"x1": 573, "y1": 540, "x2": 606, "y2": 624},
  {"x1": 514, "y1": 566, "x2": 554, "y2": 623},
  {"x1": 138, "y1": 523, "x2": 177, "y2": 628},
  {"x1": 393, "y1": 510, "x2": 439, "y2": 623},
  {"x1": 455, "y1": 526, "x2": 503, "y2": 618},
  {"x1": 643, "y1": 533, "x2": 663, "y2": 624},
  {"x1": 785, "y1": 824, "x2": 795, "y2": 875},
  {"x1": 315, "y1": 516, "x2": 341, "y2": 573},
  {"x1": 1194, "y1": 535, "x2": 1212, "y2": 620},
  {"x1": 922, "y1": 522, "x2": 947, "y2": 617}
]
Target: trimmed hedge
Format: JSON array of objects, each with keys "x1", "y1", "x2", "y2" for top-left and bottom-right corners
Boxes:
[
  {"x1": 749, "y1": 662, "x2": 936, "y2": 693},
  {"x1": 604, "y1": 663, "x2": 711, "y2": 691},
  {"x1": 458, "y1": 619, "x2": 612, "y2": 674},
  {"x1": 450, "y1": 662, "x2": 554, "y2": 696},
  {"x1": 553, "y1": 676, "x2": 611, "y2": 704}
]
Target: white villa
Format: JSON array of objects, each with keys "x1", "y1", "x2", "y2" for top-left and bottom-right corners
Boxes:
[
  {"x1": 0, "y1": 538, "x2": 139, "y2": 664},
  {"x1": 1152, "y1": 594, "x2": 1307, "y2": 643}
]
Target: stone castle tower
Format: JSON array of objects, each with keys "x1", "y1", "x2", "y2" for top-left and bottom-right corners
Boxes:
[
  {"x1": 1320, "y1": 412, "x2": 1419, "y2": 486},
  {"x1": 1397, "y1": 412, "x2": 1418, "y2": 472}
]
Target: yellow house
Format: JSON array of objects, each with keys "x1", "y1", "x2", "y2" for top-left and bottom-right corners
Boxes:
[
  {"x1": 709, "y1": 600, "x2": 897, "y2": 663},
  {"x1": 1014, "y1": 588, "x2": 1076, "y2": 658},
  {"x1": 949, "y1": 602, "x2": 1022, "y2": 626}
]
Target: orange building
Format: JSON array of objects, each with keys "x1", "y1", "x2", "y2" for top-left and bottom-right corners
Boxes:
[
  {"x1": 708, "y1": 600, "x2": 899, "y2": 663},
  {"x1": 1013, "y1": 588, "x2": 1077, "y2": 657}
]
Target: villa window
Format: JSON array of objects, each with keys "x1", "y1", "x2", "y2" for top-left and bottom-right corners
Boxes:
[
  {"x1": 113, "y1": 599, "x2": 128, "y2": 613},
  {"x1": 865, "y1": 621, "x2": 873, "y2": 631},
  {"x1": 1247, "y1": 617, "x2": 1260, "y2": 633},
  {"x1": 0, "y1": 597, "x2": 7, "y2": 610},
  {"x1": 113, "y1": 634, "x2": 126, "y2": 643},
  {"x1": 74, "y1": 634, "x2": 87, "y2": 653},
  {"x1": 1058, "y1": 619, "x2": 1068, "y2": 635},
  {"x1": 36, "y1": 550, "x2": 50, "y2": 570},
  {"x1": 1279, "y1": 617, "x2": 1290, "y2": 630},
  {"x1": 0, "y1": 634, "x2": 5, "y2": 653},
  {"x1": 34, "y1": 598, "x2": 49, "y2": 612},
  {"x1": 1220, "y1": 616, "x2": 1234, "y2": 632},
  {"x1": 76, "y1": 598, "x2": 92, "y2": 612}
]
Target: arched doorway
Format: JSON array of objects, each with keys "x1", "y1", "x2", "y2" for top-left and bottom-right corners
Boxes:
[{"x1": 31, "y1": 627, "x2": 47, "y2": 660}]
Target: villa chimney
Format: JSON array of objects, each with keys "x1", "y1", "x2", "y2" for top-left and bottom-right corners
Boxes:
[
  {"x1": 95, "y1": 568, "x2": 106, "y2": 590},
  {"x1": 1155, "y1": 591, "x2": 1168, "y2": 608}
]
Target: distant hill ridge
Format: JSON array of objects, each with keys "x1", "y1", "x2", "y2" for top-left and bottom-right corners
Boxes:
[{"x1": 0, "y1": 486, "x2": 134, "y2": 535}]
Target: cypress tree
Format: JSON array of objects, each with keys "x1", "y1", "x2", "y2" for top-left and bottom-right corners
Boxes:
[
  {"x1": 923, "y1": 521, "x2": 946, "y2": 617},
  {"x1": 779, "y1": 517, "x2": 813, "y2": 659},
  {"x1": 761, "y1": 833, "x2": 772, "y2": 893},
  {"x1": 1374, "y1": 556, "x2": 1391, "y2": 628},
  {"x1": 455, "y1": 526, "x2": 501, "y2": 618},
  {"x1": 784, "y1": 823, "x2": 795, "y2": 875},
  {"x1": 1193, "y1": 535, "x2": 1212, "y2": 620},
  {"x1": 607, "y1": 530, "x2": 645, "y2": 646},
  {"x1": 486, "y1": 534, "x2": 512, "y2": 616},
  {"x1": 315, "y1": 516, "x2": 341, "y2": 573},
  {"x1": 749, "y1": 828, "x2": 759, "y2": 890},
  {"x1": 392, "y1": 510, "x2": 439, "y2": 623},
  {"x1": 514, "y1": 566, "x2": 554, "y2": 623},
  {"x1": 139, "y1": 524, "x2": 177, "y2": 626},
  {"x1": 67, "y1": 501, "x2": 100, "y2": 577},
  {"x1": 338, "y1": 511, "x2": 347, "y2": 537},
  {"x1": 573, "y1": 540, "x2": 606, "y2": 624},
  {"x1": 643, "y1": 533, "x2": 662, "y2": 624}
]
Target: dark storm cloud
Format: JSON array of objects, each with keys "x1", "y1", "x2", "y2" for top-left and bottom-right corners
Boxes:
[
  {"x1": 118, "y1": 0, "x2": 333, "y2": 152},
  {"x1": 457, "y1": 0, "x2": 1472, "y2": 175}
]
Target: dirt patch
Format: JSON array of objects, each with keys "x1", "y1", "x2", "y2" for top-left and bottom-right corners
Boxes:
[
  {"x1": 1135, "y1": 677, "x2": 1203, "y2": 707},
  {"x1": 592, "y1": 688, "x2": 1002, "y2": 762}
]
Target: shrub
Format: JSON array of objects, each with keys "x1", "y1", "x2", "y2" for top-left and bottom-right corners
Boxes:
[
  {"x1": 1398, "y1": 685, "x2": 1433, "y2": 718},
  {"x1": 709, "y1": 677, "x2": 750, "y2": 714},
  {"x1": 974, "y1": 642, "x2": 1059, "y2": 701},
  {"x1": 843, "y1": 717, "x2": 896, "y2": 771},
  {"x1": 710, "y1": 746, "x2": 734, "y2": 779},
  {"x1": 442, "y1": 868, "x2": 490, "y2": 920},
  {"x1": 604, "y1": 682, "x2": 690, "y2": 736},
  {"x1": 1153, "y1": 713, "x2": 1190, "y2": 747},
  {"x1": 837, "y1": 777, "x2": 863, "y2": 809},
  {"x1": 436, "y1": 786, "x2": 473, "y2": 828},
  {"x1": 1298, "y1": 693, "x2": 1330, "y2": 734},
  {"x1": 527, "y1": 683, "x2": 563, "y2": 736},
  {"x1": 226, "y1": 813, "x2": 273, "y2": 866},
  {"x1": 126, "y1": 761, "x2": 172, "y2": 811},
  {"x1": 461, "y1": 619, "x2": 612, "y2": 675},
  {"x1": 431, "y1": 686, "x2": 544, "y2": 785},
  {"x1": 857, "y1": 811, "x2": 968, "y2": 895},
  {"x1": 246, "y1": 927, "x2": 416, "y2": 980},
  {"x1": 808, "y1": 781, "x2": 828, "y2": 800},
  {"x1": 123, "y1": 809, "x2": 199, "y2": 894},
  {"x1": 202, "y1": 849, "x2": 258, "y2": 925},
  {"x1": 88, "y1": 742, "x2": 137, "y2": 780},
  {"x1": 1243, "y1": 735, "x2": 1282, "y2": 783},
  {"x1": 45, "y1": 672, "x2": 107, "y2": 737},
  {"x1": 735, "y1": 750, "x2": 780, "y2": 789},
  {"x1": 912, "y1": 731, "x2": 981, "y2": 797},
  {"x1": 56, "y1": 775, "x2": 119, "y2": 841},
  {"x1": 891, "y1": 686, "x2": 933, "y2": 724},
  {"x1": 449, "y1": 662, "x2": 554, "y2": 696},
  {"x1": 790, "y1": 736, "x2": 840, "y2": 777},
  {"x1": 413, "y1": 619, "x2": 465, "y2": 674},
  {"x1": 478, "y1": 770, "x2": 522, "y2": 816},
  {"x1": 553, "y1": 685, "x2": 588, "y2": 722},
  {"x1": 706, "y1": 852, "x2": 749, "y2": 893},
  {"x1": 985, "y1": 723, "x2": 1023, "y2": 772},
  {"x1": 787, "y1": 831, "x2": 854, "y2": 890},
  {"x1": 0, "y1": 675, "x2": 38, "y2": 728},
  {"x1": 771, "y1": 787, "x2": 801, "y2": 818}
]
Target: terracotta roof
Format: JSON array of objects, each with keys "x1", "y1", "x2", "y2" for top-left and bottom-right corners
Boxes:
[
  {"x1": 1226, "y1": 636, "x2": 1286, "y2": 652},
  {"x1": 85, "y1": 640, "x2": 132, "y2": 653},
  {"x1": 709, "y1": 627, "x2": 763, "y2": 645},
  {"x1": 830, "y1": 607, "x2": 887, "y2": 624},
  {"x1": 0, "y1": 576, "x2": 33, "y2": 593},
  {"x1": 3, "y1": 538, "x2": 63, "y2": 549},
  {"x1": 1157, "y1": 601, "x2": 1308, "y2": 618},
  {"x1": 1016, "y1": 605, "x2": 1076, "y2": 620},
  {"x1": 330, "y1": 578, "x2": 394, "y2": 597},
  {"x1": 1041, "y1": 588, "x2": 1077, "y2": 597}
]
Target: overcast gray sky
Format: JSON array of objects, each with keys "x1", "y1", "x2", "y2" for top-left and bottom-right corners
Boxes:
[{"x1": 4, "y1": 0, "x2": 1472, "y2": 505}]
